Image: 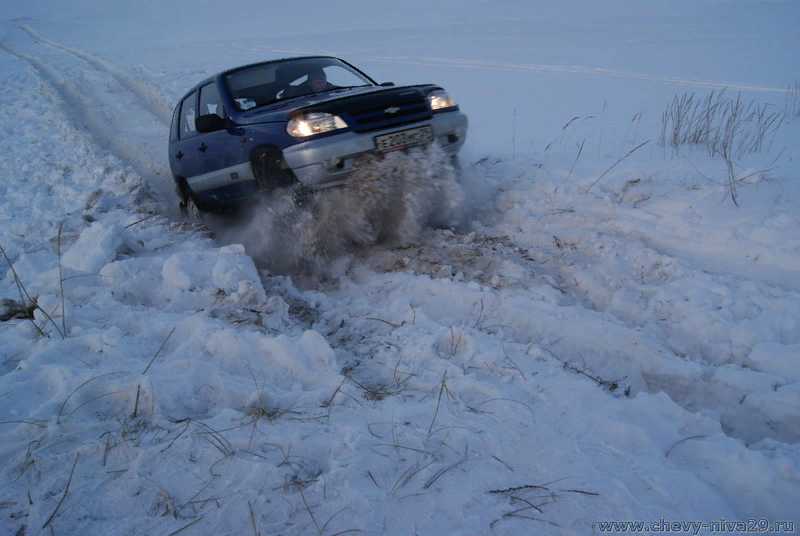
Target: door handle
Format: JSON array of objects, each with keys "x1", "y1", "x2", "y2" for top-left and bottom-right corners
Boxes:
[
  {"x1": 175, "y1": 151, "x2": 183, "y2": 159},
  {"x1": 198, "y1": 143, "x2": 208, "y2": 152}
]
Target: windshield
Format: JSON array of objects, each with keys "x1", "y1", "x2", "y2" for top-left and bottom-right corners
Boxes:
[{"x1": 224, "y1": 58, "x2": 374, "y2": 111}]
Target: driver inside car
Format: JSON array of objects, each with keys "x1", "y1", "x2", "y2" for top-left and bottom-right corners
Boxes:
[{"x1": 297, "y1": 68, "x2": 335, "y2": 95}]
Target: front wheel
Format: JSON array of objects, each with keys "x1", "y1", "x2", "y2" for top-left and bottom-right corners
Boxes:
[{"x1": 252, "y1": 147, "x2": 297, "y2": 192}]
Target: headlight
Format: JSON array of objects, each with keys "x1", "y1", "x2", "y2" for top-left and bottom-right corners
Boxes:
[
  {"x1": 428, "y1": 90, "x2": 457, "y2": 111},
  {"x1": 287, "y1": 113, "x2": 347, "y2": 137}
]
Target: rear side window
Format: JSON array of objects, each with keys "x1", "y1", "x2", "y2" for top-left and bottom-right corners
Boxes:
[
  {"x1": 169, "y1": 103, "x2": 181, "y2": 142},
  {"x1": 199, "y1": 83, "x2": 224, "y2": 119},
  {"x1": 179, "y1": 91, "x2": 198, "y2": 140}
]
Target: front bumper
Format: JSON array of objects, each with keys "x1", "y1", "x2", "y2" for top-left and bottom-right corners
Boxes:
[{"x1": 282, "y1": 110, "x2": 468, "y2": 189}]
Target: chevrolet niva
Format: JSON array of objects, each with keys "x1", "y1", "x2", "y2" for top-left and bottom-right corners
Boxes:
[{"x1": 169, "y1": 56, "x2": 468, "y2": 219}]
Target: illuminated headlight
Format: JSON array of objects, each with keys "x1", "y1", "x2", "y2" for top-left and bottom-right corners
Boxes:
[
  {"x1": 428, "y1": 90, "x2": 457, "y2": 111},
  {"x1": 287, "y1": 113, "x2": 347, "y2": 137}
]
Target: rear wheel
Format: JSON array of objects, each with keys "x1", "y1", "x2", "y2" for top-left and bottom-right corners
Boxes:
[
  {"x1": 184, "y1": 194, "x2": 203, "y2": 221},
  {"x1": 178, "y1": 182, "x2": 204, "y2": 221}
]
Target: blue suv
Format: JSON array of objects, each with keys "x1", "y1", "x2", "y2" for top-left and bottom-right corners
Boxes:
[{"x1": 168, "y1": 56, "x2": 468, "y2": 218}]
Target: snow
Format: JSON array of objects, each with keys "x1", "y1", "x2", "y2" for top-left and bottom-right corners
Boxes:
[{"x1": 1, "y1": 1, "x2": 799, "y2": 534}]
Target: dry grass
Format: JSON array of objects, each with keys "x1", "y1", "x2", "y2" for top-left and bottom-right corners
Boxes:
[
  {"x1": 165, "y1": 516, "x2": 205, "y2": 536},
  {"x1": 659, "y1": 90, "x2": 787, "y2": 206},
  {"x1": 0, "y1": 243, "x2": 64, "y2": 339},
  {"x1": 583, "y1": 140, "x2": 650, "y2": 195},
  {"x1": 342, "y1": 357, "x2": 414, "y2": 403},
  {"x1": 0, "y1": 298, "x2": 36, "y2": 322},
  {"x1": 665, "y1": 434, "x2": 707, "y2": 457},
  {"x1": 241, "y1": 365, "x2": 309, "y2": 448},
  {"x1": 488, "y1": 479, "x2": 599, "y2": 533},
  {"x1": 541, "y1": 347, "x2": 630, "y2": 396},
  {"x1": 57, "y1": 371, "x2": 125, "y2": 424},
  {"x1": 786, "y1": 79, "x2": 800, "y2": 119},
  {"x1": 427, "y1": 371, "x2": 453, "y2": 435},
  {"x1": 541, "y1": 116, "x2": 592, "y2": 168},
  {"x1": 57, "y1": 222, "x2": 67, "y2": 337},
  {"x1": 142, "y1": 327, "x2": 175, "y2": 374},
  {"x1": 345, "y1": 375, "x2": 406, "y2": 402},
  {"x1": 41, "y1": 454, "x2": 78, "y2": 529},
  {"x1": 659, "y1": 90, "x2": 783, "y2": 159}
]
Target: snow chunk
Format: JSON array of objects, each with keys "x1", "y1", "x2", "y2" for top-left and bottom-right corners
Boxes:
[
  {"x1": 748, "y1": 341, "x2": 800, "y2": 382},
  {"x1": 712, "y1": 366, "x2": 799, "y2": 444},
  {"x1": 161, "y1": 245, "x2": 267, "y2": 309},
  {"x1": 162, "y1": 251, "x2": 205, "y2": 291},
  {"x1": 61, "y1": 222, "x2": 132, "y2": 273},
  {"x1": 737, "y1": 383, "x2": 800, "y2": 444},
  {"x1": 211, "y1": 244, "x2": 268, "y2": 307},
  {"x1": 7, "y1": 249, "x2": 57, "y2": 284},
  {"x1": 298, "y1": 329, "x2": 336, "y2": 369}
]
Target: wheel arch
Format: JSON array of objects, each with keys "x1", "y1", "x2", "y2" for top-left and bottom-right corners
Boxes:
[
  {"x1": 173, "y1": 176, "x2": 210, "y2": 212},
  {"x1": 249, "y1": 144, "x2": 298, "y2": 191},
  {"x1": 174, "y1": 176, "x2": 190, "y2": 198}
]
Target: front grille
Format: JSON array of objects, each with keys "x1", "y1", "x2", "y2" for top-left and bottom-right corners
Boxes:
[
  {"x1": 345, "y1": 93, "x2": 430, "y2": 131},
  {"x1": 301, "y1": 88, "x2": 433, "y2": 133}
]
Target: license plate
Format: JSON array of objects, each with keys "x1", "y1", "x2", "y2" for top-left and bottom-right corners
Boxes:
[{"x1": 374, "y1": 125, "x2": 434, "y2": 153}]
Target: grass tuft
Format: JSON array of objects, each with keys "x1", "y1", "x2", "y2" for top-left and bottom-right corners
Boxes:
[
  {"x1": 57, "y1": 222, "x2": 67, "y2": 337},
  {"x1": 659, "y1": 89, "x2": 786, "y2": 206},
  {"x1": 488, "y1": 479, "x2": 598, "y2": 533},
  {"x1": 345, "y1": 373, "x2": 409, "y2": 402},
  {"x1": 427, "y1": 371, "x2": 453, "y2": 435},
  {"x1": 665, "y1": 434, "x2": 707, "y2": 457},
  {"x1": 142, "y1": 327, "x2": 175, "y2": 374},
  {"x1": 41, "y1": 454, "x2": 79, "y2": 529},
  {"x1": 0, "y1": 298, "x2": 36, "y2": 322},
  {"x1": 57, "y1": 371, "x2": 125, "y2": 424},
  {"x1": 1, "y1": 243, "x2": 64, "y2": 339},
  {"x1": 659, "y1": 89, "x2": 785, "y2": 159},
  {"x1": 584, "y1": 140, "x2": 650, "y2": 195},
  {"x1": 785, "y1": 79, "x2": 800, "y2": 119},
  {"x1": 166, "y1": 516, "x2": 205, "y2": 536}
]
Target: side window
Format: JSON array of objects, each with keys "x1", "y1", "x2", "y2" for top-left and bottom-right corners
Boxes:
[
  {"x1": 199, "y1": 83, "x2": 225, "y2": 119},
  {"x1": 169, "y1": 103, "x2": 181, "y2": 142},
  {"x1": 179, "y1": 91, "x2": 198, "y2": 140}
]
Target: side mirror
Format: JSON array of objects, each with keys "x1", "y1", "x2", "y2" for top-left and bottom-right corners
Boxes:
[
  {"x1": 380, "y1": 82, "x2": 395, "y2": 87},
  {"x1": 196, "y1": 114, "x2": 226, "y2": 133}
]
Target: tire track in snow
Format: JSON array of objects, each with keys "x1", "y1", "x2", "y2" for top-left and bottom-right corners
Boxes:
[
  {"x1": 352, "y1": 228, "x2": 799, "y2": 444},
  {"x1": 0, "y1": 30, "x2": 179, "y2": 218},
  {"x1": 19, "y1": 24, "x2": 174, "y2": 124}
]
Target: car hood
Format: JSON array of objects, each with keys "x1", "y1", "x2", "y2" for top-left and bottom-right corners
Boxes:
[{"x1": 234, "y1": 84, "x2": 438, "y2": 126}]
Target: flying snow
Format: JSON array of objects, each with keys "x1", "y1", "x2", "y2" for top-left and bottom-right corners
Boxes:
[{"x1": 215, "y1": 144, "x2": 466, "y2": 274}]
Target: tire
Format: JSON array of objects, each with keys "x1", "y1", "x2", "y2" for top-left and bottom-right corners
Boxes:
[
  {"x1": 252, "y1": 147, "x2": 296, "y2": 192},
  {"x1": 185, "y1": 196, "x2": 203, "y2": 221},
  {"x1": 180, "y1": 186, "x2": 204, "y2": 222}
]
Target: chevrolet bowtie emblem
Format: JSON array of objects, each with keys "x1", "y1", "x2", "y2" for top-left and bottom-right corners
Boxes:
[{"x1": 384, "y1": 107, "x2": 400, "y2": 114}]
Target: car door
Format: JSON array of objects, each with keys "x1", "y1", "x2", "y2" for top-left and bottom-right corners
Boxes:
[
  {"x1": 169, "y1": 90, "x2": 209, "y2": 196},
  {"x1": 195, "y1": 82, "x2": 257, "y2": 204}
]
